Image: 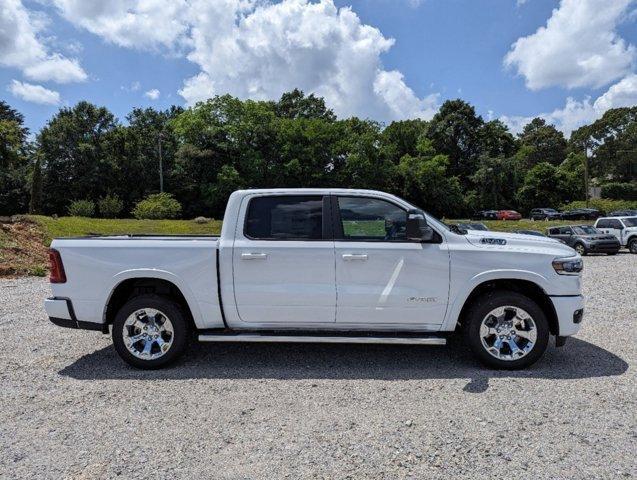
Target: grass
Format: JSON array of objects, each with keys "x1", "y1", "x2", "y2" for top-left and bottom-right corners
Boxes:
[{"x1": 29, "y1": 215, "x2": 222, "y2": 245}]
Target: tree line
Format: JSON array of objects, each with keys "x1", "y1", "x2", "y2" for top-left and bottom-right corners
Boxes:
[{"x1": 1, "y1": 90, "x2": 635, "y2": 219}]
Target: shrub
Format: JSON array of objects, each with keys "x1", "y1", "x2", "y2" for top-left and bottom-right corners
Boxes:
[
  {"x1": 98, "y1": 194, "x2": 123, "y2": 218},
  {"x1": 600, "y1": 182, "x2": 637, "y2": 201},
  {"x1": 132, "y1": 193, "x2": 182, "y2": 220},
  {"x1": 67, "y1": 199, "x2": 95, "y2": 217},
  {"x1": 561, "y1": 198, "x2": 637, "y2": 214}
]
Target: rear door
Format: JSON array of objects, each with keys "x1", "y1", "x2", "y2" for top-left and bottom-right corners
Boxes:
[
  {"x1": 232, "y1": 195, "x2": 336, "y2": 325},
  {"x1": 332, "y1": 195, "x2": 449, "y2": 326}
]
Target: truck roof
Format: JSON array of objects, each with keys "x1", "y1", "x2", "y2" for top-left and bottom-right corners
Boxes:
[{"x1": 234, "y1": 188, "x2": 390, "y2": 195}]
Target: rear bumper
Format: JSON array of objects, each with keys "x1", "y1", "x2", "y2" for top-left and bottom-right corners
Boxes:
[
  {"x1": 45, "y1": 297, "x2": 107, "y2": 332},
  {"x1": 550, "y1": 295, "x2": 584, "y2": 337}
]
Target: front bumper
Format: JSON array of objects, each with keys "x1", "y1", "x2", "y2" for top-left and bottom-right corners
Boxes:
[
  {"x1": 586, "y1": 241, "x2": 620, "y2": 253},
  {"x1": 45, "y1": 297, "x2": 106, "y2": 332},
  {"x1": 549, "y1": 295, "x2": 584, "y2": 337}
]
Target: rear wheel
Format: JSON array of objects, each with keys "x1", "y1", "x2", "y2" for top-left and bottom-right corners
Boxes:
[
  {"x1": 112, "y1": 294, "x2": 190, "y2": 369},
  {"x1": 574, "y1": 243, "x2": 587, "y2": 256},
  {"x1": 629, "y1": 238, "x2": 637, "y2": 254},
  {"x1": 464, "y1": 291, "x2": 549, "y2": 370}
]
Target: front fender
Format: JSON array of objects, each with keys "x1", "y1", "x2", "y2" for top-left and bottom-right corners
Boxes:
[{"x1": 441, "y1": 269, "x2": 551, "y2": 332}]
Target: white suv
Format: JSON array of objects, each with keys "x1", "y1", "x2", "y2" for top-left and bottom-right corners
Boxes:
[{"x1": 594, "y1": 216, "x2": 637, "y2": 253}]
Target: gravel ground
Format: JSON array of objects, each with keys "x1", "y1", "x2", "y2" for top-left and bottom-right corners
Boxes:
[{"x1": 1, "y1": 254, "x2": 635, "y2": 479}]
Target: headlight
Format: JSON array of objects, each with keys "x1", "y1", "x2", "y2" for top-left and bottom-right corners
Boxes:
[{"x1": 552, "y1": 257, "x2": 583, "y2": 275}]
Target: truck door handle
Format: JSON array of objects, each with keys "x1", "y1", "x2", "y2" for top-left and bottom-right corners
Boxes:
[
  {"x1": 241, "y1": 253, "x2": 268, "y2": 260},
  {"x1": 342, "y1": 254, "x2": 368, "y2": 261}
]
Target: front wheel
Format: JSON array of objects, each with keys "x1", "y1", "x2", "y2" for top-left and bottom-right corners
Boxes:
[
  {"x1": 112, "y1": 294, "x2": 190, "y2": 369},
  {"x1": 464, "y1": 291, "x2": 549, "y2": 370},
  {"x1": 574, "y1": 243, "x2": 587, "y2": 256}
]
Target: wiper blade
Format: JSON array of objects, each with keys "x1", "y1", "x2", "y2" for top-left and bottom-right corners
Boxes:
[{"x1": 449, "y1": 224, "x2": 468, "y2": 235}]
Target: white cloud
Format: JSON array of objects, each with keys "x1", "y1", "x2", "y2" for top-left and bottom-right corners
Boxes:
[
  {"x1": 144, "y1": 88, "x2": 160, "y2": 100},
  {"x1": 8, "y1": 79, "x2": 60, "y2": 105},
  {"x1": 504, "y1": 0, "x2": 636, "y2": 90},
  {"x1": 52, "y1": 0, "x2": 438, "y2": 121},
  {"x1": 0, "y1": 0, "x2": 87, "y2": 83},
  {"x1": 501, "y1": 74, "x2": 637, "y2": 136},
  {"x1": 52, "y1": 0, "x2": 191, "y2": 51}
]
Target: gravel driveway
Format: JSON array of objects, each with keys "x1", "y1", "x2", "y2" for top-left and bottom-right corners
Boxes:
[{"x1": 1, "y1": 254, "x2": 635, "y2": 479}]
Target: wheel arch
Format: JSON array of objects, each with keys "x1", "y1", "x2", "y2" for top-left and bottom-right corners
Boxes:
[
  {"x1": 453, "y1": 278, "x2": 559, "y2": 337},
  {"x1": 104, "y1": 272, "x2": 199, "y2": 330}
]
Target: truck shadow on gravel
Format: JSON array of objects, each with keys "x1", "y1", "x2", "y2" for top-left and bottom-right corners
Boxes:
[{"x1": 59, "y1": 337, "x2": 627, "y2": 393}]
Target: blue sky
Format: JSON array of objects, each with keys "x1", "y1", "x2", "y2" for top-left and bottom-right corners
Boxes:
[{"x1": 1, "y1": 0, "x2": 636, "y2": 135}]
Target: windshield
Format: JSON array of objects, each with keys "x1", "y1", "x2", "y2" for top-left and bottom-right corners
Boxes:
[
  {"x1": 623, "y1": 217, "x2": 637, "y2": 227},
  {"x1": 573, "y1": 226, "x2": 599, "y2": 235},
  {"x1": 397, "y1": 197, "x2": 451, "y2": 232}
]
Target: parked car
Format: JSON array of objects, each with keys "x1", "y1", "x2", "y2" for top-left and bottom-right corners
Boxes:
[
  {"x1": 608, "y1": 209, "x2": 637, "y2": 217},
  {"x1": 46, "y1": 188, "x2": 585, "y2": 371},
  {"x1": 594, "y1": 216, "x2": 637, "y2": 254},
  {"x1": 547, "y1": 225, "x2": 620, "y2": 255},
  {"x1": 496, "y1": 210, "x2": 522, "y2": 221},
  {"x1": 560, "y1": 208, "x2": 603, "y2": 220},
  {"x1": 453, "y1": 222, "x2": 489, "y2": 231},
  {"x1": 529, "y1": 208, "x2": 562, "y2": 221},
  {"x1": 513, "y1": 230, "x2": 546, "y2": 237},
  {"x1": 472, "y1": 210, "x2": 498, "y2": 220}
]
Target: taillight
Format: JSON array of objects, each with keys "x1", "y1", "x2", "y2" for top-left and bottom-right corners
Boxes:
[{"x1": 49, "y1": 248, "x2": 66, "y2": 283}]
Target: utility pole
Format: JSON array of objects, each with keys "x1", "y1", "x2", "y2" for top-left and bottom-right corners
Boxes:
[
  {"x1": 158, "y1": 131, "x2": 164, "y2": 193},
  {"x1": 584, "y1": 143, "x2": 590, "y2": 207}
]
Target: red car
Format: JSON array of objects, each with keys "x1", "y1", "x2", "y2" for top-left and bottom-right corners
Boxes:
[{"x1": 496, "y1": 210, "x2": 522, "y2": 220}]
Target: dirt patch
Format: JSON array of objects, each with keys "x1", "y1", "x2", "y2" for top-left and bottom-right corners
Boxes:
[{"x1": 0, "y1": 221, "x2": 49, "y2": 277}]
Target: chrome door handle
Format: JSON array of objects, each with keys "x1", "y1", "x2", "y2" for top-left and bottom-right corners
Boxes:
[
  {"x1": 342, "y1": 254, "x2": 368, "y2": 261},
  {"x1": 241, "y1": 253, "x2": 268, "y2": 260}
]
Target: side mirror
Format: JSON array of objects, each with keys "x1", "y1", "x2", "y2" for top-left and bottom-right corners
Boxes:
[{"x1": 406, "y1": 210, "x2": 434, "y2": 242}]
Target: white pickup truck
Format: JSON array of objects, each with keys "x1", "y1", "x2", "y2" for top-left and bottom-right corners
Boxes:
[{"x1": 45, "y1": 189, "x2": 585, "y2": 370}]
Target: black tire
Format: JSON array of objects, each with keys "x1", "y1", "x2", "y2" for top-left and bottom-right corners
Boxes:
[
  {"x1": 112, "y1": 294, "x2": 190, "y2": 369},
  {"x1": 629, "y1": 238, "x2": 637, "y2": 254},
  {"x1": 464, "y1": 290, "x2": 549, "y2": 370},
  {"x1": 574, "y1": 242, "x2": 587, "y2": 256}
]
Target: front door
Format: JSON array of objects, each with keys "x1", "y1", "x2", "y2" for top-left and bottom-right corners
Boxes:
[
  {"x1": 333, "y1": 196, "x2": 449, "y2": 326},
  {"x1": 232, "y1": 195, "x2": 336, "y2": 325}
]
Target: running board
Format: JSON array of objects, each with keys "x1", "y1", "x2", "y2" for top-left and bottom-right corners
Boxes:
[{"x1": 198, "y1": 333, "x2": 446, "y2": 345}]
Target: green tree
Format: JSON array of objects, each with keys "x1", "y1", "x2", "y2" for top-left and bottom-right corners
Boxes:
[
  {"x1": 380, "y1": 119, "x2": 429, "y2": 164},
  {"x1": 471, "y1": 155, "x2": 523, "y2": 210},
  {"x1": 516, "y1": 162, "x2": 575, "y2": 212},
  {"x1": 570, "y1": 107, "x2": 637, "y2": 182},
  {"x1": 518, "y1": 117, "x2": 567, "y2": 167},
  {"x1": 0, "y1": 101, "x2": 29, "y2": 214},
  {"x1": 426, "y1": 99, "x2": 485, "y2": 186},
  {"x1": 29, "y1": 156, "x2": 43, "y2": 214},
  {"x1": 397, "y1": 138, "x2": 465, "y2": 217},
  {"x1": 274, "y1": 89, "x2": 336, "y2": 121},
  {"x1": 38, "y1": 101, "x2": 118, "y2": 214}
]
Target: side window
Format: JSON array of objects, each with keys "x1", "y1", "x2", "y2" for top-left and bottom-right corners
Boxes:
[
  {"x1": 596, "y1": 220, "x2": 609, "y2": 228},
  {"x1": 560, "y1": 227, "x2": 572, "y2": 235},
  {"x1": 245, "y1": 196, "x2": 323, "y2": 240},
  {"x1": 337, "y1": 197, "x2": 407, "y2": 241},
  {"x1": 548, "y1": 228, "x2": 558, "y2": 235},
  {"x1": 608, "y1": 219, "x2": 623, "y2": 229}
]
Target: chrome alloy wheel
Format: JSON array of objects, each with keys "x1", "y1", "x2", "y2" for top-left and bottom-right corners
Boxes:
[
  {"x1": 479, "y1": 306, "x2": 537, "y2": 361},
  {"x1": 122, "y1": 308, "x2": 174, "y2": 360}
]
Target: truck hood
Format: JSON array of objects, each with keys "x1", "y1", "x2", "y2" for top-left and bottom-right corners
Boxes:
[
  {"x1": 464, "y1": 230, "x2": 575, "y2": 255},
  {"x1": 579, "y1": 234, "x2": 617, "y2": 241}
]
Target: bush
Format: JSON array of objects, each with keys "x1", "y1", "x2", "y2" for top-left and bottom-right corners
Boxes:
[
  {"x1": 600, "y1": 182, "x2": 637, "y2": 201},
  {"x1": 67, "y1": 199, "x2": 95, "y2": 217},
  {"x1": 561, "y1": 198, "x2": 637, "y2": 213},
  {"x1": 98, "y1": 194, "x2": 123, "y2": 218},
  {"x1": 132, "y1": 193, "x2": 182, "y2": 220}
]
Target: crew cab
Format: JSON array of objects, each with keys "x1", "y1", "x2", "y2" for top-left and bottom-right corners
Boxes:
[
  {"x1": 45, "y1": 189, "x2": 585, "y2": 370},
  {"x1": 594, "y1": 216, "x2": 637, "y2": 253}
]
